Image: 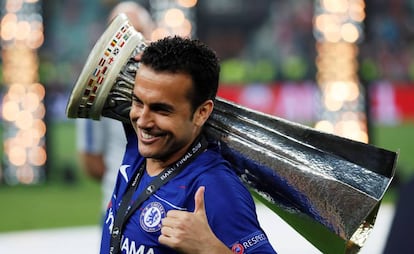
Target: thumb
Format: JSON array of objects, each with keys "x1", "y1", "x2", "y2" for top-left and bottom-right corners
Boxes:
[{"x1": 194, "y1": 186, "x2": 206, "y2": 214}]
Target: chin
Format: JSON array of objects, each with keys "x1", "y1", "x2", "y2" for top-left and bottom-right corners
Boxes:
[{"x1": 138, "y1": 148, "x2": 153, "y2": 158}]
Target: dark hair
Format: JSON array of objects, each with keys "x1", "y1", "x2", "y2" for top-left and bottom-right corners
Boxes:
[{"x1": 140, "y1": 36, "x2": 220, "y2": 111}]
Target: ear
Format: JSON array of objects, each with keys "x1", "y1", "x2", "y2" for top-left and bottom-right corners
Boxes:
[{"x1": 193, "y1": 99, "x2": 214, "y2": 127}]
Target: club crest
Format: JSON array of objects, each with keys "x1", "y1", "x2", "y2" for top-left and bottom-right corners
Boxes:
[{"x1": 140, "y1": 202, "x2": 165, "y2": 232}]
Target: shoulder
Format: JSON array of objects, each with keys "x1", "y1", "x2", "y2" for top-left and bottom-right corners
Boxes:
[
  {"x1": 190, "y1": 149, "x2": 278, "y2": 253},
  {"x1": 190, "y1": 147, "x2": 256, "y2": 211}
]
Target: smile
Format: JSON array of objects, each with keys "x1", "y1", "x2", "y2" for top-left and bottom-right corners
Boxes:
[{"x1": 142, "y1": 131, "x2": 155, "y2": 139}]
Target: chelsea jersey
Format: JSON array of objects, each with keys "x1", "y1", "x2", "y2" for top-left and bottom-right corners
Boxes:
[{"x1": 99, "y1": 124, "x2": 277, "y2": 254}]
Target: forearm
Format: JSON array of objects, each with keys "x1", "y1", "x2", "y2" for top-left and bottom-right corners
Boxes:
[{"x1": 79, "y1": 153, "x2": 105, "y2": 180}]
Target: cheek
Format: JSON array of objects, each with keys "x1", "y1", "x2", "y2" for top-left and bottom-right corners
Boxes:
[
  {"x1": 129, "y1": 109, "x2": 137, "y2": 131},
  {"x1": 129, "y1": 106, "x2": 141, "y2": 128},
  {"x1": 175, "y1": 118, "x2": 198, "y2": 136},
  {"x1": 157, "y1": 116, "x2": 190, "y2": 135}
]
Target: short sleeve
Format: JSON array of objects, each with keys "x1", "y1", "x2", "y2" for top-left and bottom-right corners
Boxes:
[{"x1": 198, "y1": 169, "x2": 277, "y2": 253}]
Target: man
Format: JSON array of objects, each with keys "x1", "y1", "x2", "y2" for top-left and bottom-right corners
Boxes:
[
  {"x1": 76, "y1": 1, "x2": 155, "y2": 211},
  {"x1": 100, "y1": 36, "x2": 277, "y2": 253}
]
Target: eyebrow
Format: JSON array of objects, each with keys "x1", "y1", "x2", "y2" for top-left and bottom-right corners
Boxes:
[{"x1": 132, "y1": 93, "x2": 175, "y2": 113}]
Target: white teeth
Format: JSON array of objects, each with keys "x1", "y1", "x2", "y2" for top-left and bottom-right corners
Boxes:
[{"x1": 142, "y1": 132, "x2": 154, "y2": 139}]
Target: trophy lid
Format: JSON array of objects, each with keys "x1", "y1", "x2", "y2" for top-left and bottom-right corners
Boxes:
[{"x1": 66, "y1": 13, "x2": 144, "y2": 120}]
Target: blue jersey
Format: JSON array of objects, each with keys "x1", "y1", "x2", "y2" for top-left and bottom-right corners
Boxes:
[{"x1": 100, "y1": 124, "x2": 277, "y2": 254}]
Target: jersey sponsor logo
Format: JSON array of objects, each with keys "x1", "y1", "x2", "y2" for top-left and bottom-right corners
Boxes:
[
  {"x1": 121, "y1": 236, "x2": 154, "y2": 254},
  {"x1": 140, "y1": 202, "x2": 165, "y2": 232},
  {"x1": 106, "y1": 207, "x2": 115, "y2": 233},
  {"x1": 231, "y1": 231, "x2": 268, "y2": 253}
]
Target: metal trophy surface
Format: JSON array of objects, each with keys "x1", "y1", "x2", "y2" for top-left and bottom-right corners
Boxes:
[{"x1": 66, "y1": 14, "x2": 397, "y2": 254}]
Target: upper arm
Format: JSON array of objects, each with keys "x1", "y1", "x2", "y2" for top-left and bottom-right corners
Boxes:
[{"x1": 197, "y1": 170, "x2": 277, "y2": 253}]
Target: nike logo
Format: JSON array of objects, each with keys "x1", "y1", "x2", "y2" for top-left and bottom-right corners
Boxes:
[{"x1": 119, "y1": 165, "x2": 130, "y2": 182}]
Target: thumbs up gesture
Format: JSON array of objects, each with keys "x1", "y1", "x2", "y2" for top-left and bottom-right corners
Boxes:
[{"x1": 159, "y1": 186, "x2": 232, "y2": 254}]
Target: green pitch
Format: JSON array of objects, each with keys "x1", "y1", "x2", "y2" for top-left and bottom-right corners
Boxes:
[{"x1": 0, "y1": 121, "x2": 412, "y2": 232}]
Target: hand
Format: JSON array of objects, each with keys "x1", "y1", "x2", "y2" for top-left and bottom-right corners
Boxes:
[
  {"x1": 133, "y1": 52, "x2": 142, "y2": 62},
  {"x1": 158, "y1": 186, "x2": 232, "y2": 254}
]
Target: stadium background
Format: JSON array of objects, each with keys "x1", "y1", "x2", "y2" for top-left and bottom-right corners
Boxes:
[{"x1": 0, "y1": 0, "x2": 413, "y2": 253}]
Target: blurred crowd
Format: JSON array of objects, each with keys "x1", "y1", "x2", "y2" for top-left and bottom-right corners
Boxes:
[
  {"x1": 29, "y1": 0, "x2": 414, "y2": 121},
  {"x1": 361, "y1": 0, "x2": 414, "y2": 81}
]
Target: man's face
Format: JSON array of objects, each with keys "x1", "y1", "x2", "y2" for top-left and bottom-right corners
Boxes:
[{"x1": 130, "y1": 65, "x2": 209, "y2": 166}]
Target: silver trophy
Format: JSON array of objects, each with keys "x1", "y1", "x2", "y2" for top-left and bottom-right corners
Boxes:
[{"x1": 66, "y1": 14, "x2": 397, "y2": 254}]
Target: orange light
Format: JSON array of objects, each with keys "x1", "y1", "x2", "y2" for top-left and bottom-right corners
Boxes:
[
  {"x1": 5, "y1": 0, "x2": 24, "y2": 13},
  {"x1": 1, "y1": 0, "x2": 46, "y2": 184},
  {"x1": 341, "y1": 23, "x2": 360, "y2": 43},
  {"x1": 177, "y1": 0, "x2": 197, "y2": 8},
  {"x1": 314, "y1": 120, "x2": 335, "y2": 134},
  {"x1": 314, "y1": 0, "x2": 368, "y2": 143},
  {"x1": 1, "y1": 13, "x2": 18, "y2": 40},
  {"x1": 16, "y1": 165, "x2": 35, "y2": 184},
  {"x1": 151, "y1": 27, "x2": 169, "y2": 41},
  {"x1": 2, "y1": 99, "x2": 20, "y2": 121},
  {"x1": 28, "y1": 146, "x2": 47, "y2": 166},
  {"x1": 9, "y1": 145, "x2": 27, "y2": 166},
  {"x1": 164, "y1": 8, "x2": 185, "y2": 28}
]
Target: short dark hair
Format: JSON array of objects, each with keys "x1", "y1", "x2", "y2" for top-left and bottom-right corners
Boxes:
[{"x1": 140, "y1": 36, "x2": 220, "y2": 111}]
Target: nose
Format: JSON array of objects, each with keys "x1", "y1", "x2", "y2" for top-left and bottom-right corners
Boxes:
[{"x1": 135, "y1": 106, "x2": 153, "y2": 128}]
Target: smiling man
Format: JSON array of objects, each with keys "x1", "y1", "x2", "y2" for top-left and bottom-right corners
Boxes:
[
  {"x1": 99, "y1": 36, "x2": 277, "y2": 254},
  {"x1": 130, "y1": 64, "x2": 206, "y2": 171}
]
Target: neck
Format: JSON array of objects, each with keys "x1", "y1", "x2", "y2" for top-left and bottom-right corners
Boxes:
[
  {"x1": 145, "y1": 134, "x2": 204, "y2": 176},
  {"x1": 145, "y1": 144, "x2": 191, "y2": 176},
  {"x1": 145, "y1": 159, "x2": 165, "y2": 176}
]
